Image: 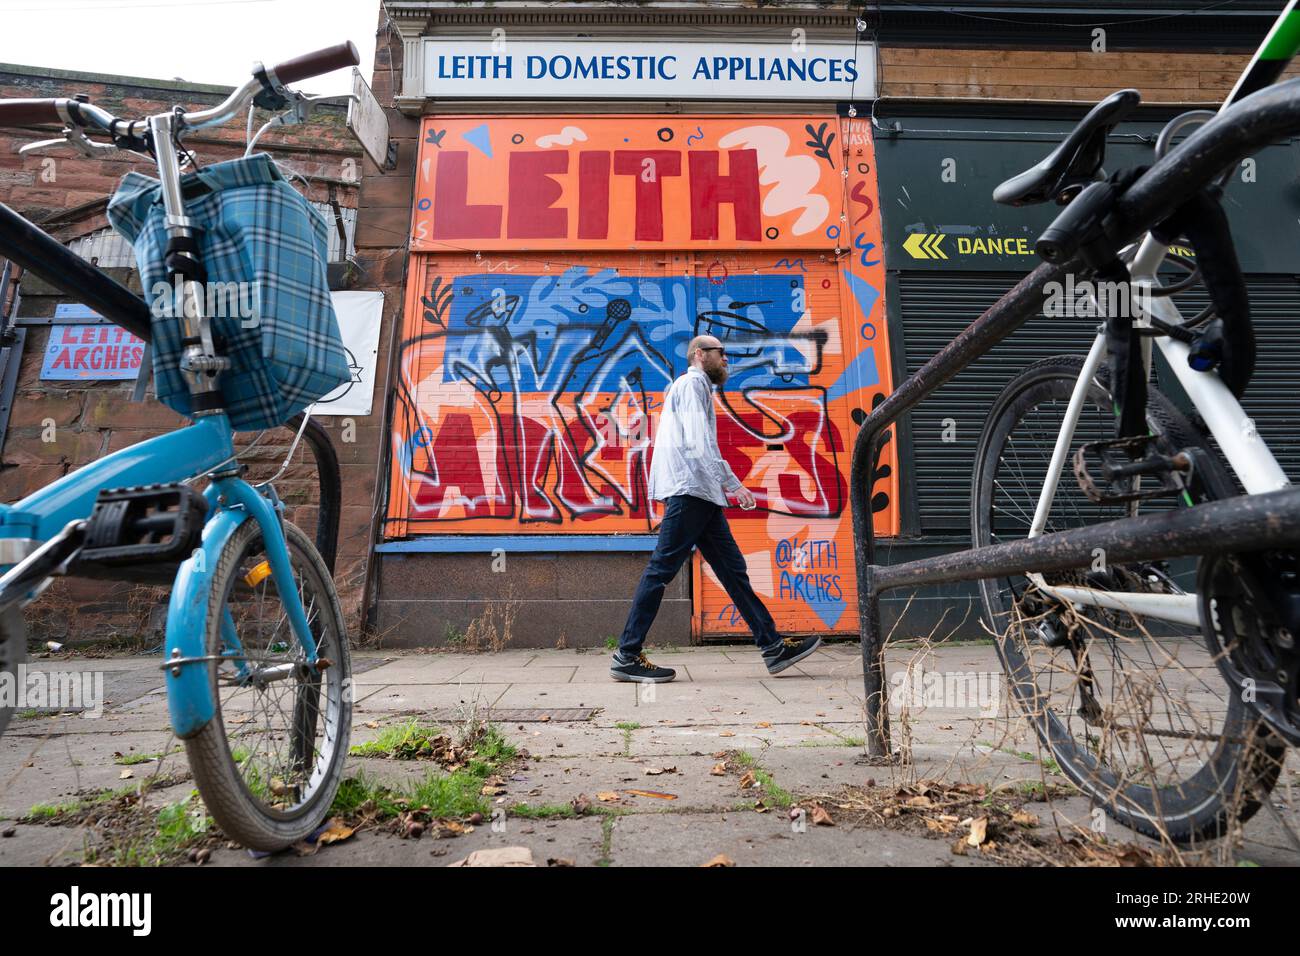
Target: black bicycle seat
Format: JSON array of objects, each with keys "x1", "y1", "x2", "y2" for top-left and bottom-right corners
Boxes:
[{"x1": 993, "y1": 89, "x2": 1141, "y2": 207}]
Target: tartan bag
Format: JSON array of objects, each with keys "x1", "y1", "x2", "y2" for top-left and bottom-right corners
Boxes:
[{"x1": 106, "y1": 153, "x2": 350, "y2": 430}]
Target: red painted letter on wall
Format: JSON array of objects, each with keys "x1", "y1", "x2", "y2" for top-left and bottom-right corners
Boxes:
[
  {"x1": 433, "y1": 151, "x2": 502, "y2": 240},
  {"x1": 689, "y1": 149, "x2": 761, "y2": 241},
  {"x1": 577, "y1": 151, "x2": 611, "y2": 241},
  {"x1": 613, "y1": 150, "x2": 681, "y2": 242},
  {"x1": 507, "y1": 151, "x2": 569, "y2": 239}
]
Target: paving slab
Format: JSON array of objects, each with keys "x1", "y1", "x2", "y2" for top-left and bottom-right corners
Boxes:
[
  {"x1": 202, "y1": 818, "x2": 606, "y2": 867},
  {"x1": 605, "y1": 811, "x2": 998, "y2": 867}
]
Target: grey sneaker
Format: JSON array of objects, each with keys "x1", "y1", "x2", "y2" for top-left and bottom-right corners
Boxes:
[
  {"x1": 610, "y1": 651, "x2": 676, "y2": 683},
  {"x1": 762, "y1": 636, "x2": 822, "y2": 675}
]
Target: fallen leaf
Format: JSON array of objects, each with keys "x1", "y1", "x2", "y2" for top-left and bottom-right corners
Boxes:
[
  {"x1": 119, "y1": 769, "x2": 133, "y2": 779},
  {"x1": 811, "y1": 805, "x2": 834, "y2": 826},
  {"x1": 571, "y1": 794, "x2": 592, "y2": 815},
  {"x1": 967, "y1": 817, "x2": 988, "y2": 847},
  {"x1": 755, "y1": 721, "x2": 771, "y2": 729},
  {"x1": 316, "y1": 818, "x2": 355, "y2": 846},
  {"x1": 1012, "y1": 810, "x2": 1040, "y2": 828},
  {"x1": 905, "y1": 795, "x2": 932, "y2": 808},
  {"x1": 702, "y1": 853, "x2": 735, "y2": 867},
  {"x1": 951, "y1": 837, "x2": 969, "y2": 856},
  {"x1": 623, "y1": 789, "x2": 677, "y2": 800},
  {"x1": 710, "y1": 763, "x2": 728, "y2": 776},
  {"x1": 547, "y1": 857, "x2": 574, "y2": 867},
  {"x1": 540, "y1": 716, "x2": 551, "y2": 722},
  {"x1": 365, "y1": 721, "x2": 379, "y2": 729},
  {"x1": 938, "y1": 724, "x2": 953, "y2": 730},
  {"x1": 719, "y1": 731, "x2": 735, "y2": 738},
  {"x1": 815, "y1": 712, "x2": 826, "y2": 717},
  {"x1": 738, "y1": 770, "x2": 757, "y2": 789},
  {"x1": 596, "y1": 792, "x2": 621, "y2": 802}
]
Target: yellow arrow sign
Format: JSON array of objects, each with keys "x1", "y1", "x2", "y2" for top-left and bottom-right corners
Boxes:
[{"x1": 903, "y1": 232, "x2": 947, "y2": 260}]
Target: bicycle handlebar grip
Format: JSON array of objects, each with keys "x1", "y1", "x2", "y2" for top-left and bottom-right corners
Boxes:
[
  {"x1": 272, "y1": 42, "x2": 360, "y2": 85},
  {"x1": 0, "y1": 98, "x2": 63, "y2": 127}
]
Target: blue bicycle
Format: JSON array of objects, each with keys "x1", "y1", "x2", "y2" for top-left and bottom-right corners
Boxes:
[{"x1": 0, "y1": 42, "x2": 360, "y2": 850}]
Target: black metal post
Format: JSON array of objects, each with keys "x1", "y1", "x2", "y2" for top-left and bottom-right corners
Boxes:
[
  {"x1": 0, "y1": 202, "x2": 152, "y2": 342},
  {"x1": 851, "y1": 258, "x2": 1070, "y2": 756}
]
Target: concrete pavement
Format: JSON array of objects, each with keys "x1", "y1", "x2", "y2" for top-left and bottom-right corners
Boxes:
[{"x1": 0, "y1": 643, "x2": 1296, "y2": 866}]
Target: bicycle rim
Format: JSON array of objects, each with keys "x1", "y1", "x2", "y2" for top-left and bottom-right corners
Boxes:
[{"x1": 188, "y1": 519, "x2": 349, "y2": 847}]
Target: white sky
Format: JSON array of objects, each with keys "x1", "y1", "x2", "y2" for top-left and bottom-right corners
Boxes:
[{"x1": 0, "y1": 0, "x2": 380, "y2": 96}]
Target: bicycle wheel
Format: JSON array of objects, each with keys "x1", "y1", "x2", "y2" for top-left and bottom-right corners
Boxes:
[
  {"x1": 972, "y1": 355, "x2": 1284, "y2": 843},
  {"x1": 0, "y1": 608, "x2": 25, "y2": 738},
  {"x1": 184, "y1": 517, "x2": 351, "y2": 850}
]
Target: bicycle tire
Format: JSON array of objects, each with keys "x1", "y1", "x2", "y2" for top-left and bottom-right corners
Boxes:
[
  {"x1": 184, "y1": 518, "x2": 351, "y2": 851},
  {"x1": 972, "y1": 355, "x2": 1284, "y2": 843},
  {"x1": 0, "y1": 608, "x2": 26, "y2": 738}
]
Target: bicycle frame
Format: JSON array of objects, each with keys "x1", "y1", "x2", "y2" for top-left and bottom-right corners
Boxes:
[
  {"x1": 0, "y1": 84, "x2": 328, "y2": 739},
  {"x1": 1025, "y1": 235, "x2": 1293, "y2": 627}
]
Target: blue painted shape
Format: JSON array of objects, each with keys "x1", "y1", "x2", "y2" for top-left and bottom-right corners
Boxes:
[
  {"x1": 461, "y1": 123, "x2": 493, "y2": 158},
  {"x1": 826, "y1": 346, "x2": 879, "y2": 401},
  {"x1": 842, "y1": 267, "x2": 880, "y2": 322},
  {"x1": 377, "y1": 535, "x2": 661, "y2": 553},
  {"x1": 805, "y1": 595, "x2": 848, "y2": 629}
]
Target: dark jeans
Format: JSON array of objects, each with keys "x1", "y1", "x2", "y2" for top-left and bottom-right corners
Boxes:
[{"x1": 618, "y1": 494, "x2": 781, "y2": 658}]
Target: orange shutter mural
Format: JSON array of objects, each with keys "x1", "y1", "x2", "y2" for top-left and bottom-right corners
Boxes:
[{"x1": 388, "y1": 115, "x2": 895, "y2": 635}]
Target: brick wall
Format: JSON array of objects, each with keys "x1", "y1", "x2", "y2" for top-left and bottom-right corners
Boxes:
[
  {"x1": 0, "y1": 65, "x2": 374, "y2": 645},
  {"x1": 879, "y1": 48, "x2": 1300, "y2": 102}
]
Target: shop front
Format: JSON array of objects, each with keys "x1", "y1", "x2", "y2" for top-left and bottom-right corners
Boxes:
[{"x1": 373, "y1": 96, "x2": 894, "y2": 644}]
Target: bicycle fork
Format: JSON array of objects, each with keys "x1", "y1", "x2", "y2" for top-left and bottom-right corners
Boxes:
[{"x1": 163, "y1": 475, "x2": 320, "y2": 738}]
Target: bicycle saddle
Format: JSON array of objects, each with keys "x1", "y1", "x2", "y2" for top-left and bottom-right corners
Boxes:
[{"x1": 993, "y1": 89, "x2": 1141, "y2": 207}]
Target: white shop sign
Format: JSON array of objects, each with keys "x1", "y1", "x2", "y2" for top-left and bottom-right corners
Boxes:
[{"x1": 417, "y1": 39, "x2": 876, "y2": 100}]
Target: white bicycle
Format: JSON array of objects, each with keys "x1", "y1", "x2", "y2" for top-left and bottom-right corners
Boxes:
[{"x1": 969, "y1": 5, "x2": 1299, "y2": 843}]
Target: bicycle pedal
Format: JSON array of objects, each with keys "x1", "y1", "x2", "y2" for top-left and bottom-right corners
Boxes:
[
  {"x1": 1072, "y1": 435, "x2": 1190, "y2": 505},
  {"x1": 69, "y1": 484, "x2": 208, "y2": 583}
]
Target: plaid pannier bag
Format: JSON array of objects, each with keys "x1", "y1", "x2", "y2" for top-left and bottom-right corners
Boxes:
[{"x1": 107, "y1": 153, "x2": 350, "y2": 430}]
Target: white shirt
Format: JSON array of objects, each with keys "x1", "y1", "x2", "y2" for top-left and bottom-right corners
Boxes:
[{"x1": 647, "y1": 366, "x2": 742, "y2": 507}]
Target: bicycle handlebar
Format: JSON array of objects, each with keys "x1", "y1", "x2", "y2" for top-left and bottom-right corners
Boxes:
[
  {"x1": 0, "y1": 41, "x2": 359, "y2": 135},
  {"x1": 271, "y1": 41, "x2": 360, "y2": 86},
  {"x1": 0, "y1": 98, "x2": 64, "y2": 126}
]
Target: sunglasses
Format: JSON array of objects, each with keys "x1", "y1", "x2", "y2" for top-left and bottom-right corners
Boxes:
[{"x1": 696, "y1": 346, "x2": 726, "y2": 354}]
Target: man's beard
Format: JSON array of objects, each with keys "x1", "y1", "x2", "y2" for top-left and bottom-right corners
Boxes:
[{"x1": 706, "y1": 364, "x2": 728, "y2": 386}]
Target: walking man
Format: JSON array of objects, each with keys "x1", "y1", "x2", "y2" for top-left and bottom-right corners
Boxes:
[{"x1": 610, "y1": 335, "x2": 822, "y2": 683}]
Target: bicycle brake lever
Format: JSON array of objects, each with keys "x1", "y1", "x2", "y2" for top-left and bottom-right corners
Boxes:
[
  {"x1": 20, "y1": 127, "x2": 121, "y2": 158},
  {"x1": 18, "y1": 135, "x2": 72, "y2": 155},
  {"x1": 274, "y1": 91, "x2": 359, "y2": 128}
]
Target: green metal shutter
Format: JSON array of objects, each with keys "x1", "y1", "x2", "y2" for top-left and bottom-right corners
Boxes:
[{"x1": 897, "y1": 271, "x2": 1299, "y2": 537}]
